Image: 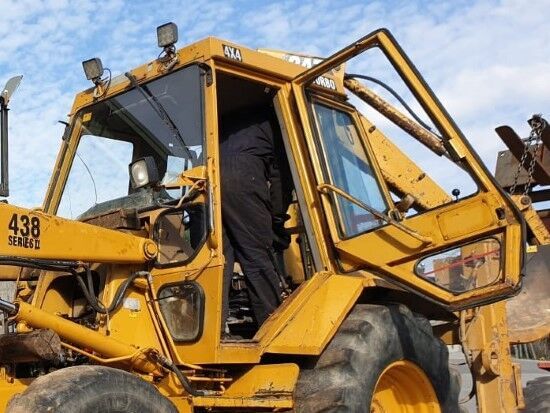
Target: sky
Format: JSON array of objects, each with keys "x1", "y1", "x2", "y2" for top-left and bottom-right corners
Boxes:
[{"x1": 0, "y1": 0, "x2": 549, "y2": 209}]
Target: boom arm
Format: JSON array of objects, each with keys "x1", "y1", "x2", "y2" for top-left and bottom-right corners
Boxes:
[{"x1": 0, "y1": 203, "x2": 157, "y2": 269}]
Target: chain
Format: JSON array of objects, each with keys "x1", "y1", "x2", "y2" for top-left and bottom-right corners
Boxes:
[{"x1": 509, "y1": 114, "x2": 547, "y2": 196}]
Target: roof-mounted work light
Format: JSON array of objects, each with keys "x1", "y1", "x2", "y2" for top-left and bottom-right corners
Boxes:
[
  {"x1": 156, "y1": 22, "x2": 179, "y2": 71},
  {"x1": 82, "y1": 58, "x2": 104, "y2": 84},
  {"x1": 157, "y1": 22, "x2": 178, "y2": 49}
]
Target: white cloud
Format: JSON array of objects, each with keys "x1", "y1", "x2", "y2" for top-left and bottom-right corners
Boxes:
[{"x1": 0, "y1": 0, "x2": 548, "y2": 208}]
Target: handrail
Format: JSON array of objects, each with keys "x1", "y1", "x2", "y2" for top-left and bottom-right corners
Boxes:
[{"x1": 317, "y1": 183, "x2": 433, "y2": 245}]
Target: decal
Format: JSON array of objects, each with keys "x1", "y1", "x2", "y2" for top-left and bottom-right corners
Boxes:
[
  {"x1": 7, "y1": 213, "x2": 41, "y2": 250},
  {"x1": 314, "y1": 76, "x2": 336, "y2": 90},
  {"x1": 223, "y1": 44, "x2": 243, "y2": 62},
  {"x1": 285, "y1": 54, "x2": 323, "y2": 69},
  {"x1": 82, "y1": 112, "x2": 92, "y2": 123}
]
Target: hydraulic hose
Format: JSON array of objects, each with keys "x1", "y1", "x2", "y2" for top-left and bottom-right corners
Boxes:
[
  {"x1": 0, "y1": 257, "x2": 144, "y2": 315},
  {"x1": 76, "y1": 268, "x2": 144, "y2": 314},
  {"x1": 345, "y1": 73, "x2": 436, "y2": 133},
  {"x1": 156, "y1": 354, "x2": 206, "y2": 397}
]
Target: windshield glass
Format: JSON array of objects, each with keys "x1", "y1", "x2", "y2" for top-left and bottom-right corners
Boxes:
[
  {"x1": 57, "y1": 64, "x2": 204, "y2": 219},
  {"x1": 312, "y1": 102, "x2": 387, "y2": 237}
]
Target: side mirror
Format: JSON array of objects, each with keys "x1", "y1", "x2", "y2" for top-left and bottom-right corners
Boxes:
[{"x1": 0, "y1": 75, "x2": 23, "y2": 197}]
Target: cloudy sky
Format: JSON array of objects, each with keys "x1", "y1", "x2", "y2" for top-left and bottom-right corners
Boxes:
[{"x1": 0, "y1": 0, "x2": 548, "y2": 209}]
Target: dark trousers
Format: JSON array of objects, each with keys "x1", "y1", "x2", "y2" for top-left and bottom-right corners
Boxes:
[{"x1": 221, "y1": 156, "x2": 282, "y2": 327}]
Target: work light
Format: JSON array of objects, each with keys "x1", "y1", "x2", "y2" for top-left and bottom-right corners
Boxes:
[
  {"x1": 157, "y1": 22, "x2": 178, "y2": 48},
  {"x1": 82, "y1": 58, "x2": 104, "y2": 82},
  {"x1": 130, "y1": 157, "x2": 160, "y2": 189}
]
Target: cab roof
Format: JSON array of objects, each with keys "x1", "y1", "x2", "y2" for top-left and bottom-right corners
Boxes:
[{"x1": 71, "y1": 36, "x2": 317, "y2": 114}]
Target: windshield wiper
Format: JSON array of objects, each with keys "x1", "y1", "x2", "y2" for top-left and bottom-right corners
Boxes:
[{"x1": 124, "y1": 72, "x2": 192, "y2": 159}]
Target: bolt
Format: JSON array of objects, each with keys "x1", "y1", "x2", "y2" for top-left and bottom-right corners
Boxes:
[{"x1": 143, "y1": 240, "x2": 158, "y2": 260}]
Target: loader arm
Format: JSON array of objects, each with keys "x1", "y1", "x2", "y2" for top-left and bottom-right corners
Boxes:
[{"x1": 0, "y1": 203, "x2": 157, "y2": 267}]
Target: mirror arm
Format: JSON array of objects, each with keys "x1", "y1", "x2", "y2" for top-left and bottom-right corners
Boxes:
[
  {"x1": 0, "y1": 97, "x2": 9, "y2": 197},
  {"x1": 163, "y1": 165, "x2": 207, "y2": 189},
  {"x1": 317, "y1": 183, "x2": 432, "y2": 245}
]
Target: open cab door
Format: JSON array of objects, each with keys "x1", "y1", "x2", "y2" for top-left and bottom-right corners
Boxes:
[{"x1": 291, "y1": 29, "x2": 525, "y2": 310}]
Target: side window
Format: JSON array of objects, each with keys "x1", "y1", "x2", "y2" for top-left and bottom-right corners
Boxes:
[
  {"x1": 153, "y1": 205, "x2": 206, "y2": 267},
  {"x1": 57, "y1": 136, "x2": 133, "y2": 219},
  {"x1": 157, "y1": 282, "x2": 204, "y2": 342},
  {"x1": 312, "y1": 102, "x2": 387, "y2": 237},
  {"x1": 416, "y1": 238, "x2": 502, "y2": 292}
]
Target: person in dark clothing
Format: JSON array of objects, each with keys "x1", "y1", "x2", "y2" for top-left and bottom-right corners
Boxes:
[
  {"x1": 220, "y1": 107, "x2": 287, "y2": 329},
  {"x1": 267, "y1": 115, "x2": 293, "y2": 287}
]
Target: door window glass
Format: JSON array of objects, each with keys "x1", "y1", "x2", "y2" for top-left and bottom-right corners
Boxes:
[{"x1": 312, "y1": 102, "x2": 387, "y2": 237}]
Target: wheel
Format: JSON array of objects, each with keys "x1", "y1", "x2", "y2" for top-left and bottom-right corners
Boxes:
[
  {"x1": 522, "y1": 376, "x2": 550, "y2": 412},
  {"x1": 295, "y1": 303, "x2": 460, "y2": 413},
  {"x1": 6, "y1": 365, "x2": 177, "y2": 413}
]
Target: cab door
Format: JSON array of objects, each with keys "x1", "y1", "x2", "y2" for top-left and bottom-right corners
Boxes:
[{"x1": 291, "y1": 29, "x2": 525, "y2": 310}]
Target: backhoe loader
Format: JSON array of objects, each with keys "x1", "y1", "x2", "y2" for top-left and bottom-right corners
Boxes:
[{"x1": 0, "y1": 22, "x2": 545, "y2": 412}]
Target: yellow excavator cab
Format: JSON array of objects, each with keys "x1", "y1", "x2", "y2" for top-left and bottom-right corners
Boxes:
[{"x1": 0, "y1": 23, "x2": 542, "y2": 413}]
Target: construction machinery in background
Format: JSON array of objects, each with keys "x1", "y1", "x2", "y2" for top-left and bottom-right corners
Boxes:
[
  {"x1": 494, "y1": 114, "x2": 550, "y2": 375},
  {"x1": 0, "y1": 22, "x2": 545, "y2": 412}
]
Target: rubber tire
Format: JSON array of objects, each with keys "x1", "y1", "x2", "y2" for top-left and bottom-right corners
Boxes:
[
  {"x1": 295, "y1": 303, "x2": 460, "y2": 413},
  {"x1": 522, "y1": 376, "x2": 550, "y2": 412},
  {"x1": 6, "y1": 365, "x2": 177, "y2": 413}
]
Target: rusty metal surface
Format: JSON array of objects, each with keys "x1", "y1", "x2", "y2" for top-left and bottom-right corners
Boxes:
[
  {"x1": 540, "y1": 118, "x2": 550, "y2": 148},
  {"x1": 0, "y1": 329, "x2": 62, "y2": 363},
  {"x1": 507, "y1": 244, "x2": 550, "y2": 343},
  {"x1": 82, "y1": 208, "x2": 140, "y2": 230},
  {"x1": 494, "y1": 126, "x2": 550, "y2": 187},
  {"x1": 344, "y1": 78, "x2": 447, "y2": 156},
  {"x1": 511, "y1": 195, "x2": 550, "y2": 245}
]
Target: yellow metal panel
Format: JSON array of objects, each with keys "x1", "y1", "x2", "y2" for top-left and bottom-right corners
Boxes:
[
  {"x1": 100, "y1": 267, "x2": 165, "y2": 353},
  {"x1": 436, "y1": 199, "x2": 495, "y2": 240},
  {"x1": 0, "y1": 265, "x2": 24, "y2": 281},
  {"x1": 463, "y1": 302, "x2": 523, "y2": 412},
  {"x1": 148, "y1": 259, "x2": 224, "y2": 365},
  {"x1": 223, "y1": 363, "x2": 298, "y2": 397},
  {"x1": 0, "y1": 204, "x2": 156, "y2": 263},
  {"x1": 265, "y1": 274, "x2": 363, "y2": 354},
  {"x1": 333, "y1": 192, "x2": 523, "y2": 309},
  {"x1": 511, "y1": 195, "x2": 550, "y2": 245},
  {"x1": 0, "y1": 378, "x2": 32, "y2": 410},
  {"x1": 192, "y1": 396, "x2": 293, "y2": 409},
  {"x1": 14, "y1": 301, "x2": 162, "y2": 375}
]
